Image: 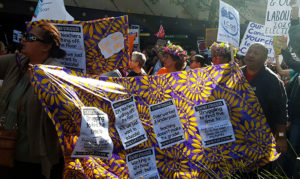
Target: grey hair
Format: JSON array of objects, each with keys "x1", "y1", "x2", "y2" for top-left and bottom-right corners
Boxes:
[
  {"x1": 131, "y1": 51, "x2": 146, "y2": 67},
  {"x1": 251, "y1": 42, "x2": 268, "y2": 59}
]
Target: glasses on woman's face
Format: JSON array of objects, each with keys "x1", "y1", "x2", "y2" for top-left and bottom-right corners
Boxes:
[{"x1": 22, "y1": 32, "x2": 45, "y2": 43}]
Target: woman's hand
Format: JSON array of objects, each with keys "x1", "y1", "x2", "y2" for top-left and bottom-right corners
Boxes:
[{"x1": 26, "y1": 63, "x2": 34, "y2": 79}]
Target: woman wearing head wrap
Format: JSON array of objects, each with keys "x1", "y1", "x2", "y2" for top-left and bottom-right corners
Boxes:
[
  {"x1": 156, "y1": 43, "x2": 189, "y2": 75},
  {"x1": 210, "y1": 42, "x2": 237, "y2": 65}
]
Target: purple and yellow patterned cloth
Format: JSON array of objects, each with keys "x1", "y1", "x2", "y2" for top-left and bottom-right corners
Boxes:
[
  {"x1": 31, "y1": 63, "x2": 279, "y2": 178},
  {"x1": 27, "y1": 16, "x2": 130, "y2": 75}
]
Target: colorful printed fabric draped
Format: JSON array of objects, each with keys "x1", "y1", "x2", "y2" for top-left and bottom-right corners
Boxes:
[
  {"x1": 31, "y1": 63, "x2": 279, "y2": 179},
  {"x1": 26, "y1": 16, "x2": 129, "y2": 75}
]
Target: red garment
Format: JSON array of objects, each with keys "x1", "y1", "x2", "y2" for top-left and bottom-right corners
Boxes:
[
  {"x1": 245, "y1": 70, "x2": 258, "y2": 82},
  {"x1": 156, "y1": 67, "x2": 168, "y2": 75}
]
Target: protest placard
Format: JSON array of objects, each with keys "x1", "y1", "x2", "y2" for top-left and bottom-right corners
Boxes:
[
  {"x1": 72, "y1": 107, "x2": 113, "y2": 159},
  {"x1": 194, "y1": 99, "x2": 235, "y2": 148},
  {"x1": 149, "y1": 99, "x2": 185, "y2": 149},
  {"x1": 129, "y1": 24, "x2": 140, "y2": 52},
  {"x1": 239, "y1": 22, "x2": 275, "y2": 59},
  {"x1": 32, "y1": 0, "x2": 74, "y2": 21},
  {"x1": 126, "y1": 148, "x2": 160, "y2": 179},
  {"x1": 54, "y1": 24, "x2": 86, "y2": 73},
  {"x1": 206, "y1": 28, "x2": 218, "y2": 48},
  {"x1": 217, "y1": 0, "x2": 240, "y2": 48},
  {"x1": 129, "y1": 25, "x2": 140, "y2": 45},
  {"x1": 112, "y1": 96, "x2": 148, "y2": 150},
  {"x1": 197, "y1": 40, "x2": 207, "y2": 53},
  {"x1": 12, "y1": 30, "x2": 22, "y2": 43},
  {"x1": 98, "y1": 32, "x2": 125, "y2": 59},
  {"x1": 264, "y1": 0, "x2": 292, "y2": 36}
]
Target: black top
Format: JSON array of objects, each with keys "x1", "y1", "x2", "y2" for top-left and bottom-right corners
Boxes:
[
  {"x1": 127, "y1": 68, "x2": 147, "y2": 77},
  {"x1": 241, "y1": 66, "x2": 288, "y2": 131},
  {"x1": 281, "y1": 49, "x2": 300, "y2": 73}
]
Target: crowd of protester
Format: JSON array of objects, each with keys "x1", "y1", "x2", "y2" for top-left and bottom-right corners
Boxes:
[{"x1": 0, "y1": 2, "x2": 300, "y2": 179}]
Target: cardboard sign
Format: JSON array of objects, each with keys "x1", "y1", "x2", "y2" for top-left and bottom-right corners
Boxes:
[
  {"x1": 217, "y1": 0, "x2": 240, "y2": 48},
  {"x1": 98, "y1": 32, "x2": 125, "y2": 59},
  {"x1": 206, "y1": 28, "x2": 218, "y2": 48},
  {"x1": 264, "y1": 0, "x2": 292, "y2": 35},
  {"x1": 239, "y1": 22, "x2": 275, "y2": 59},
  {"x1": 32, "y1": 0, "x2": 74, "y2": 21}
]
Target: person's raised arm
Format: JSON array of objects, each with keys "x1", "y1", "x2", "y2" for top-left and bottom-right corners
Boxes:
[
  {"x1": 275, "y1": 54, "x2": 292, "y2": 76},
  {"x1": 280, "y1": 36, "x2": 300, "y2": 72}
]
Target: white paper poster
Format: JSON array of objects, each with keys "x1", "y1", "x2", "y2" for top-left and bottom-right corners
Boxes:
[
  {"x1": 149, "y1": 99, "x2": 186, "y2": 149},
  {"x1": 264, "y1": 0, "x2": 292, "y2": 36},
  {"x1": 32, "y1": 0, "x2": 74, "y2": 21},
  {"x1": 54, "y1": 23, "x2": 86, "y2": 73},
  {"x1": 239, "y1": 22, "x2": 275, "y2": 59},
  {"x1": 126, "y1": 148, "x2": 160, "y2": 179},
  {"x1": 112, "y1": 96, "x2": 148, "y2": 150},
  {"x1": 72, "y1": 107, "x2": 113, "y2": 159},
  {"x1": 98, "y1": 32, "x2": 125, "y2": 59},
  {"x1": 217, "y1": 0, "x2": 240, "y2": 48},
  {"x1": 194, "y1": 99, "x2": 236, "y2": 148}
]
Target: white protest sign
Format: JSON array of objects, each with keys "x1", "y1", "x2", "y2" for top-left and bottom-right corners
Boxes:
[
  {"x1": 12, "y1": 30, "x2": 22, "y2": 43},
  {"x1": 54, "y1": 24, "x2": 86, "y2": 73},
  {"x1": 72, "y1": 107, "x2": 113, "y2": 159},
  {"x1": 32, "y1": 0, "x2": 74, "y2": 21},
  {"x1": 129, "y1": 25, "x2": 140, "y2": 51},
  {"x1": 126, "y1": 148, "x2": 160, "y2": 179},
  {"x1": 194, "y1": 99, "x2": 235, "y2": 148},
  {"x1": 149, "y1": 99, "x2": 186, "y2": 149},
  {"x1": 112, "y1": 96, "x2": 148, "y2": 150},
  {"x1": 129, "y1": 25, "x2": 140, "y2": 45},
  {"x1": 264, "y1": 0, "x2": 292, "y2": 36},
  {"x1": 239, "y1": 22, "x2": 275, "y2": 59},
  {"x1": 98, "y1": 32, "x2": 125, "y2": 59},
  {"x1": 217, "y1": 0, "x2": 240, "y2": 48}
]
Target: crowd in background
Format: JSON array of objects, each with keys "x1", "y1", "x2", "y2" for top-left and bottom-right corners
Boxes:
[{"x1": 0, "y1": 3, "x2": 300, "y2": 179}]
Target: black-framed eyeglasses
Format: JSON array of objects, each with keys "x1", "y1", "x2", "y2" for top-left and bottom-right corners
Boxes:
[
  {"x1": 22, "y1": 32, "x2": 45, "y2": 43},
  {"x1": 187, "y1": 59, "x2": 197, "y2": 65}
]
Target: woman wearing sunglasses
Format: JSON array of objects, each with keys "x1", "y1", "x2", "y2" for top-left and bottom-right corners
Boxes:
[{"x1": 0, "y1": 22, "x2": 65, "y2": 178}]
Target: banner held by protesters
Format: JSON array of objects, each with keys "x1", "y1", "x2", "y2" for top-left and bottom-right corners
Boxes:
[
  {"x1": 31, "y1": 63, "x2": 279, "y2": 178},
  {"x1": 27, "y1": 16, "x2": 130, "y2": 75}
]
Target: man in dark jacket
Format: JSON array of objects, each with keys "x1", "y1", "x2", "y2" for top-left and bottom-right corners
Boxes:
[
  {"x1": 242, "y1": 43, "x2": 288, "y2": 176},
  {"x1": 242, "y1": 43, "x2": 288, "y2": 152}
]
